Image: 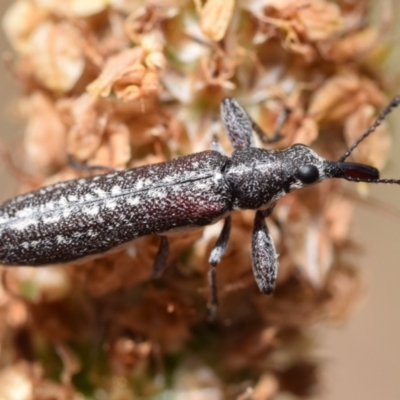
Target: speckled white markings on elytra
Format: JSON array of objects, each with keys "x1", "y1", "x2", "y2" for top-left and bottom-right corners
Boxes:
[
  {"x1": 84, "y1": 193, "x2": 96, "y2": 202},
  {"x1": 144, "y1": 179, "x2": 153, "y2": 186},
  {"x1": 127, "y1": 197, "x2": 140, "y2": 206},
  {"x1": 42, "y1": 214, "x2": 61, "y2": 224},
  {"x1": 135, "y1": 179, "x2": 144, "y2": 190},
  {"x1": 105, "y1": 200, "x2": 117, "y2": 210},
  {"x1": 15, "y1": 208, "x2": 35, "y2": 218},
  {"x1": 94, "y1": 188, "x2": 107, "y2": 198},
  {"x1": 43, "y1": 202, "x2": 55, "y2": 210},
  {"x1": 83, "y1": 205, "x2": 99, "y2": 216},
  {"x1": 148, "y1": 189, "x2": 167, "y2": 199},
  {"x1": 62, "y1": 209, "x2": 72, "y2": 218},
  {"x1": 111, "y1": 186, "x2": 122, "y2": 196},
  {"x1": 13, "y1": 218, "x2": 38, "y2": 231},
  {"x1": 194, "y1": 181, "x2": 210, "y2": 190},
  {"x1": 56, "y1": 235, "x2": 66, "y2": 244}
]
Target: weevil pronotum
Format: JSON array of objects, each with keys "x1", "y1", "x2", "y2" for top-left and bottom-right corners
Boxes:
[{"x1": 1, "y1": 97, "x2": 400, "y2": 311}]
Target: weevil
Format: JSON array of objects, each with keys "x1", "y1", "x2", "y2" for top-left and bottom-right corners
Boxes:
[{"x1": 1, "y1": 97, "x2": 400, "y2": 310}]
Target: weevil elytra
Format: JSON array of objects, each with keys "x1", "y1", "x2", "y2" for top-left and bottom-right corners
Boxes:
[{"x1": 1, "y1": 97, "x2": 400, "y2": 309}]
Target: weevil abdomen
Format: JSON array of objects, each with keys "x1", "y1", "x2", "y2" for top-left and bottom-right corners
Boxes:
[{"x1": 0, "y1": 151, "x2": 232, "y2": 266}]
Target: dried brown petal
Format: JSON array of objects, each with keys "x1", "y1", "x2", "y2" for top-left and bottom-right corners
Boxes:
[
  {"x1": 24, "y1": 92, "x2": 67, "y2": 174},
  {"x1": 36, "y1": 0, "x2": 109, "y2": 17},
  {"x1": 87, "y1": 48, "x2": 145, "y2": 97},
  {"x1": 115, "y1": 70, "x2": 160, "y2": 101},
  {"x1": 3, "y1": 0, "x2": 48, "y2": 54},
  {"x1": 102, "y1": 121, "x2": 131, "y2": 168},
  {"x1": 124, "y1": 5, "x2": 176, "y2": 46},
  {"x1": 295, "y1": 0, "x2": 343, "y2": 42},
  {"x1": 87, "y1": 47, "x2": 164, "y2": 101},
  {"x1": 140, "y1": 31, "x2": 165, "y2": 55},
  {"x1": 196, "y1": 0, "x2": 235, "y2": 42},
  {"x1": 30, "y1": 21, "x2": 85, "y2": 92},
  {"x1": 322, "y1": 28, "x2": 378, "y2": 62},
  {"x1": 324, "y1": 196, "x2": 354, "y2": 244},
  {"x1": 292, "y1": 117, "x2": 318, "y2": 145},
  {"x1": 248, "y1": 0, "x2": 343, "y2": 61},
  {"x1": 67, "y1": 94, "x2": 108, "y2": 161},
  {"x1": 126, "y1": 109, "x2": 169, "y2": 147},
  {"x1": 308, "y1": 73, "x2": 385, "y2": 122},
  {"x1": 344, "y1": 104, "x2": 391, "y2": 169},
  {"x1": 145, "y1": 50, "x2": 167, "y2": 71},
  {"x1": 200, "y1": 49, "x2": 236, "y2": 89},
  {"x1": 308, "y1": 73, "x2": 359, "y2": 121},
  {"x1": 284, "y1": 201, "x2": 334, "y2": 287}
]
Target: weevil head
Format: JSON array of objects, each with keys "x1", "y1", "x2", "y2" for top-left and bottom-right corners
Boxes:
[
  {"x1": 226, "y1": 143, "x2": 380, "y2": 211},
  {"x1": 279, "y1": 144, "x2": 327, "y2": 191},
  {"x1": 280, "y1": 143, "x2": 380, "y2": 190}
]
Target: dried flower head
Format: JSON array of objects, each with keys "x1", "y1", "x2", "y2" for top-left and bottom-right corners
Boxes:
[{"x1": 0, "y1": 0, "x2": 395, "y2": 398}]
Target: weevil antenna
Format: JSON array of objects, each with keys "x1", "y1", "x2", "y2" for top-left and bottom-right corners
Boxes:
[
  {"x1": 338, "y1": 96, "x2": 400, "y2": 162},
  {"x1": 345, "y1": 176, "x2": 400, "y2": 185}
]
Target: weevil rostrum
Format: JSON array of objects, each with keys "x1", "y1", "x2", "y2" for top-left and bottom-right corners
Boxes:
[{"x1": 1, "y1": 97, "x2": 400, "y2": 309}]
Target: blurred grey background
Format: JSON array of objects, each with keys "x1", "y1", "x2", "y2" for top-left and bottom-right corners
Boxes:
[{"x1": 0, "y1": 1, "x2": 399, "y2": 399}]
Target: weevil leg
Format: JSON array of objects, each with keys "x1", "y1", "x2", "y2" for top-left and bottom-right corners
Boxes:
[
  {"x1": 221, "y1": 98, "x2": 255, "y2": 150},
  {"x1": 152, "y1": 236, "x2": 170, "y2": 279},
  {"x1": 251, "y1": 210, "x2": 278, "y2": 294},
  {"x1": 208, "y1": 216, "x2": 232, "y2": 318},
  {"x1": 221, "y1": 98, "x2": 288, "y2": 150},
  {"x1": 67, "y1": 154, "x2": 116, "y2": 173},
  {"x1": 251, "y1": 105, "x2": 290, "y2": 145}
]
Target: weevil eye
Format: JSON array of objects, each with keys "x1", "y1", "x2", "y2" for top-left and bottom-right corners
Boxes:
[{"x1": 296, "y1": 165, "x2": 320, "y2": 184}]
